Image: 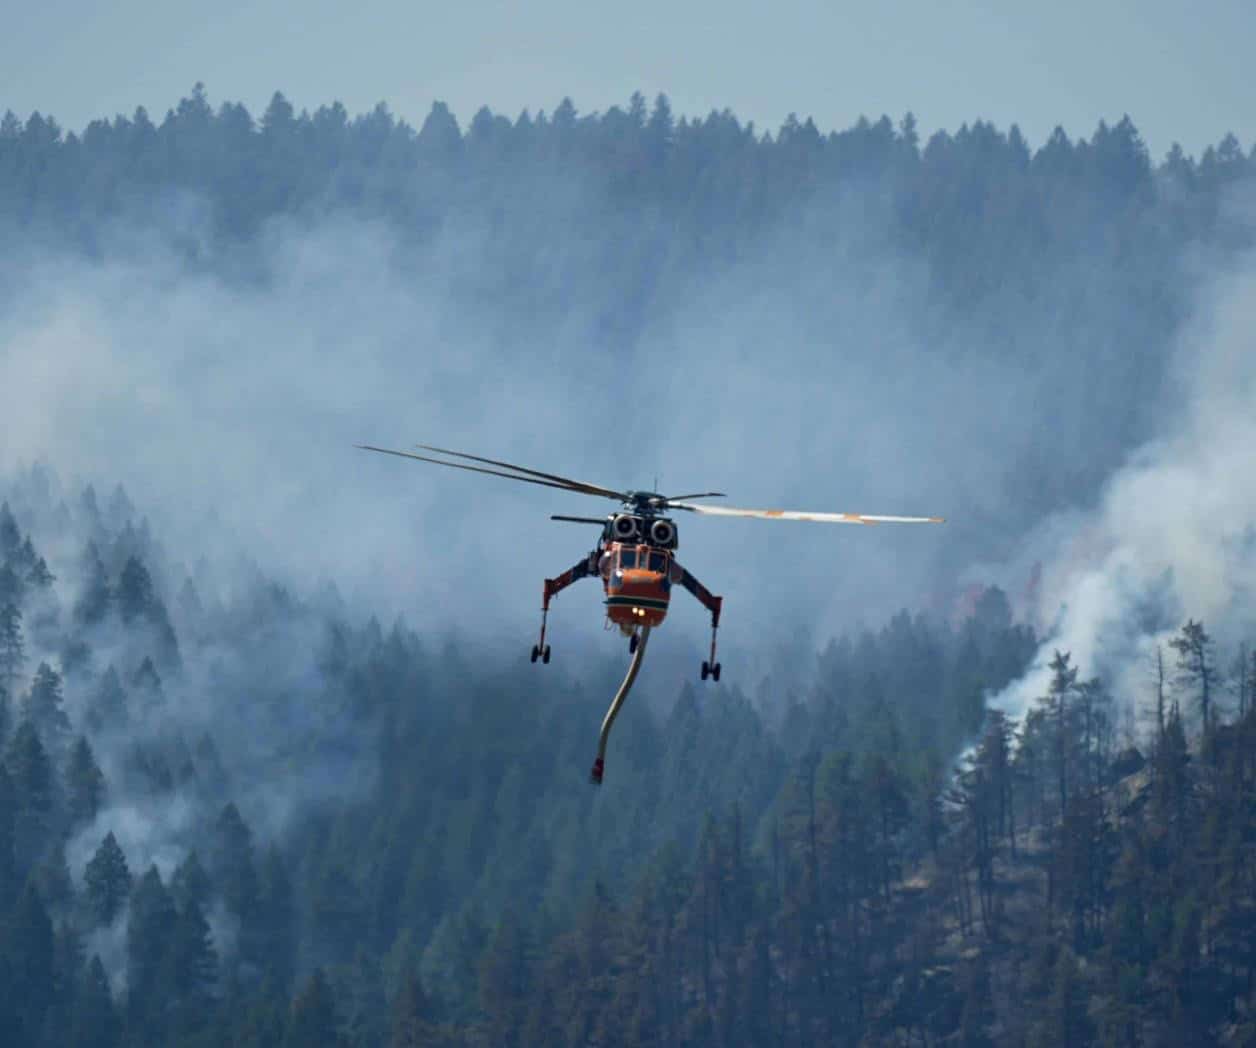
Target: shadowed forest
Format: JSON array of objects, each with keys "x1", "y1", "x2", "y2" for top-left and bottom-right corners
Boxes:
[{"x1": 2, "y1": 88, "x2": 1256, "y2": 1045}]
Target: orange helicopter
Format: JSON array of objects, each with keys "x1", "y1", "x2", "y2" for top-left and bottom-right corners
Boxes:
[{"x1": 357, "y1": 442, "x2": 943, "y2": 783}]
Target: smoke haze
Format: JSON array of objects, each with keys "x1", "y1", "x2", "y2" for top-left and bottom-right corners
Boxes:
[
  {"x1": 990, "y1": 246, "x2": 1256, "y2": 728},
  {"x1": 0, "y1": 183, "x2": 1186, "y2": 681}
]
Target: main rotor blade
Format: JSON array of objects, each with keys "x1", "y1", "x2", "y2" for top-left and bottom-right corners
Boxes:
[
  {"x1": 659, "y1": 492, "x2": 726, "y2": 503},
  {"x1": 414, "y1": 443, "x2": 627, "y2": 501},
  {"x1": 357, "y1": 445, "x2": 622, "y2": 499},
  {"x1": 669, "y1": 502, "x2": 945, "y2": 525}
]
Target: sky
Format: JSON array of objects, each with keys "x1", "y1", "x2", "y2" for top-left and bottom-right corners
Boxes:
[{"x1": 2, "y1": 0, "x2": 1253, "y2": 159}]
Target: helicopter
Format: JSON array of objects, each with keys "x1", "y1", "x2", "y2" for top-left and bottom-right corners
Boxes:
[{"x1": 357, "y1": 441, "x2": 943, "y2": 783}]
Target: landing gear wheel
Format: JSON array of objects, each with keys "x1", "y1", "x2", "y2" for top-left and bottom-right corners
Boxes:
[
  {"x1": 701, "y1": 660, "x2": 710, "y2": 681},
  {"x1": 531, "y1": 645, "x2": 539, "y2": 663},
  {"x1": 542, "y1": 645, "x2": 551, "y2": 664},
  {"x1": 629, "y1": 632, "x2": 639, "y2": 654},
  {"x1": 589, "y1": 757, "x2": 605, "y2": 785},
  {"x1": 712, "y1": 662, "x2": 721, "y2": 682}
]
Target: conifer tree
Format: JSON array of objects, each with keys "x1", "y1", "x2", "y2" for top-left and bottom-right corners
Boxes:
[
  {"x1": 127, "y1": 864, "x2": 177, "y2": 1026},
  {"x1": 36, "y1": 842, "x2": 75, "y2": 911},
  {"x1": 84, "y1": 831, "x2": 132, "y2": 926},
  {"x1": 479, "y1": 909, "x2": 533, "y2": 1046},
  {"x1": 256, "y1": 846, "x2": 297, "y2": 991},
  {"x1": 7, "y1": 719, "x2": 55, "y2": 867},
  {"x1": 26, "y1": 552, "x2": 54, "y2": 589},
  {"x1": 1040, "y1": 650, "x2": 1079, "y2": 815},
  {"x1": 0, "y1": 680, "x2": 9, "y2": 751},
  {"x1": 389, "y1": 966, "x2": 441, "y2": 1047},
  {"x1": 171, "y1": 849, "x2": 212, "y2": 913},
  {"x1": 284, "y1": 968, "x2": 343, "y2": 1048},
  {"x1": 0, "y1": 765, "x2": 17, "y2": 908},
  {"x1": 116, "y1": 554, "x2": 156, "y2": 624},
  {"x1": 1170, "y1": 619, "x2": 1220, "y2": 735},
  {"x1": 24, "y1": 660, "x2": 71, "y2": 750},
  {"x1": 5, "y1": 883, "x2": 55, "y2": 1042},
  {"x1": 0, "y1": 501, "x2": 19, "y2": 557},
  {"x1": 86, "y1": 664, "x2": 129, "y2": 733},
  {"x1": 212, "y1": 801, "x2": 259, "y2": 921},
  {"x1": 74, "y1": 543, "x2": 112, "y2": 626},
  {"x1": 170, "y1": 898, "x2": 218, "y2": 1024},
  {"x1": 70, "y1": 955, "x2": 122, "y2": 1048},
  {"x1": 0, "y1": 564, "x2": 22, "y2": 609},
  {"x1": 66, "y1": 735, "x2": 105, "y2": 826},
  {"x1": 0, "y1": 602, "x2": 24, "y2": 690}
]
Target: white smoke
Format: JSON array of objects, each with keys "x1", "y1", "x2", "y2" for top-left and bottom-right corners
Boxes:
[{"x1": 991, "y1": 256, "x2": 1256, "y2": 727}]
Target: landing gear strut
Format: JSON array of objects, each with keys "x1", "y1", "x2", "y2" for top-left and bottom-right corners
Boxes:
[
  {"x1": 531, "y1": 605, "x2": 552, "y2": 664},
  {"x1": 533, "y1": 552, "x2": 598, "y2": 667},
  {"x1": 700, "y1": 618, "x2": 721, "y2": 681}
]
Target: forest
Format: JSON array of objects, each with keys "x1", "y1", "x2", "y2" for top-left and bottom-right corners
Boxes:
[{"x1": 1, "y1": 88, "x2": 1256, "y2": 1045}]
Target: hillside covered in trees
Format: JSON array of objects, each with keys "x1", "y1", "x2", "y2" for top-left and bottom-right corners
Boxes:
[{"x1": 2, "y1": 89, "x2": 1256, "y2": 1045}]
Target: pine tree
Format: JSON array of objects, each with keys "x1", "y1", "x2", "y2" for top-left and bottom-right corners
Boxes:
[
  {"x1": 67, "y1": 736, "x2": 105, "y2": 826},
  {"x1": 0, "y1": 501, "x2": 19, "y2": 557},
  {"x1": 0, "y1": 602, "x2": 24, "y2": 690},
  {"x1": 0, "y1": 680, "x2": 10, "y2": 752},
  {"x1": 130, "y1": 655, "x2": 164, "y2": 714},
  {"x1": 51, "y1": 918, "x2": 85, "y2": 1028},
  {"x1": 1030, "y1": 946, "x2": 1094, "y2": 1046},
  {"x1": 36, "y1": 842, "x2": 75, "y2": 911},
  {"x1": 24, "y1": 661, "x2": 71, "y2": 750},
  {"x1": 389, "y1": 966, "x2": 440, "y2": 1047},
  {"x1": 1039, "y1": 650, "x2": 1079, "y2": 816},
  {"x1": 212, "y1": 801, "x2": 259, "y2": 921},
  {"x1": 169, "y1": 898, "x2": 218, "y2": 1026},
  {"x1": 1169, "y1": 619, "x2": 1220, "y2": 736},
  {"x1": 256, "y1": 847, "x2": 297, "y2": 991},
  {"x1": 5, "y1": 883, "x2": 56, "y2": 1042},
  {"x1": 70, "y1": 955, "x2": 122, "y2": 1048},
  {"x1": 0, "y1": 564, "x2": 23, "y2": 609},
  {"x1": 171, "y1": 850, "x2": 212, "y2": 913},
  {"x1": 26, "y1": 553, "x2": 54, "y2": 589},
  {"x1": 479, "y1": 909, "x2": 532, "y2": 1046},
  {"x1": 7, "y1": 720, "x2": 55, "y2": 868},
  {"x1": 74, "y1": 543, "x2": 112, "y2": 626},
  {"x1": 957, "y1": 953, "x2": 994, "y2": 1046},
  {"x1": 116, "y1": 555, "x2": 155, "y2": 623},
  {"x1": 284, "y1": 968, "x2": 343, "y2": 1048},
  {"x1": 0, "y1": 765, "x2": 17, "y2": 908},
  {"x1": 85, "y1": 831, "x2": 132, "y2": 926},
  {"x1": 127, "y1": 864, "x2": 177, "y2": 1027},
  {"x1": 86, "y1": 665, "x2": 129, "y2": 733}
]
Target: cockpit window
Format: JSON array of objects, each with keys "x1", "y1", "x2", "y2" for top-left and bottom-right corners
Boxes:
[
  {"x1": 648, "y1": 552, "x2": 668, "y2": 573},
  {"x1": 619, "y1": 549, "x2": 638, "y2": 570}
]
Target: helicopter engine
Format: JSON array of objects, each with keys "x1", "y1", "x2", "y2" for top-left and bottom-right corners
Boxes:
[
  {"x1": 611, "y1": 514, "x2": 640, "y2": 541},
  {"x1": 649, "y1": 518, "x2": 677, "y2": 548}
]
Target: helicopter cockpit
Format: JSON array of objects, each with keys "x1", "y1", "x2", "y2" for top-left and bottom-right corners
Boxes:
[
  {"x1": 621, "y1": 548, "x2": 669, "y2": 573},
  {"x1": 600, "y1": 546, "x2": 671, "y2": 579}
]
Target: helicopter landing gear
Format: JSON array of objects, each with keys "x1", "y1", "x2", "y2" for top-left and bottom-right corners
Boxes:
[
  {"x1": 589, "y1": 757, "x2": 604, "y2": 785},
  {"x1": 700, "y1": 614, "x2": 721, "y2": 682},
  {"x1": 628, "y1": 631, "x2": 639, "y2": 654},
  {"x1": 535, "y1": 553, "x2": 597, "y2": 667},
  {"x1": 532, "y1": 603, "x2": 552, "y2": 666}
]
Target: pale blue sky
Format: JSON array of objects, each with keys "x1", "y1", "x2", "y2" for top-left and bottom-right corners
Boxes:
[{"x1": 2, "y1": 0, "x2": 1252, "y2": 158}]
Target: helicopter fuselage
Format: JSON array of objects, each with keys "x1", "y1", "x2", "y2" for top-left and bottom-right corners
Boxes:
[
  {"x1": 599, "y1": 541, "x2": 676, "y2": 631},
  {"x1": 593, "y1": 508, "x2": 680, "y2": 631}
]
